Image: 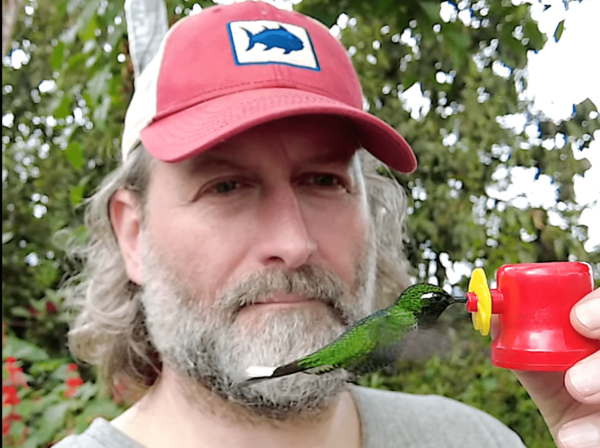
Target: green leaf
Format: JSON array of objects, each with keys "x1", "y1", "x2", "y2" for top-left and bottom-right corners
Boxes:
[
  {"x1": 4, "y1": 336, "x2": 49, "y2": 362},
  {"x1": 67, "y1": 52, "x2": 88, "y2": 70},
  {"x1": 450, "y1": 46, "x2": 464, "y2": 72},
  {"x1": 445, "y1": 29, "x2": 470, "y2": 51},
  {"x1": 29, "y1": 298, "x2": 47, "y2": 313},
  {"x1": 10, "y1": 421, "x2": 26, "y2": 439},
  {"x1": 419, "y1": 1, "x2": 440, "y2": 21},
  {"x1": 70, "y1": 184, "x2": 85, "y2": 206},
  {"x1": 401, "y1": 73, "x2": 419, "y2": 90},
  {"x1": 2, "y1": 232, "x2": 14, "y2": 244},
  {"x1": 76, "y1": 382, "x2": 97, "y2": 401},
  {"x1": 86, "y1": 67, "x2": 111, "y2": 103},
  {"x1": 42, "y1": 402, "x2": 71, "y2": 432},
  {"x1": 70, "y1": 173, "x2": 93, "y2": 206},
  {"x1": 65, "y1": 141, "x2": 84, "y2": 170},
  {"x1": 16, "y1": 399, "x2": 38, "y2": 419},
  {"x1": 29, "y1": 358, "x2": 67, "y2": 376},
  {"x1": 77, "y1": 399, "x2": 122, "y2": 421},
  {"x1": 51, "y1": 42, "x2": 66, "y2": 72},
  {"x1": 445, "y1": 30, "x2": 471, "y2": 71},
  {"x1": 21, "y1": 437, "x2": 48, "y2": 448},
  {"x1": 524, "y1": 20, "x2": 546, "y2": 49},
  {"x1": 53, "y1": 94, "x2": 72, "y2": 120},
  {"x1": 59, "y1": 23, "x2": 79, "y2": 45},
  {"x1": 78, "y1": 14, "x2": 99, "y2": 43},
  {"x1": 67, "y1": 0, "x2": 85, "y2": 15},
  {"x1": 554, "y1": 20, "x2": 565, "y2": 43},
  {"x1": 92, "y1": 95, "x2": 111, "y2": 129},
  {"x1": 107, "y1": 22, "x2": 127, "y2": 48},
  {"x1": 10, "y1": 306, "x2": 32, "y2": 318}
]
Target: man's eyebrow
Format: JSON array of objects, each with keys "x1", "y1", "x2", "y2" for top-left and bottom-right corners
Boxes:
[{"x1": 186, "y1": 154, "x2": 247, "y2": 173}]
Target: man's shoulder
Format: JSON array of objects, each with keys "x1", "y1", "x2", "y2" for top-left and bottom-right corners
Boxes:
[
  {"x1": 52, "y1": 418, "x2": 145, "y2": 448},
  {"x1": 351, "y1": 386, "x2": 527, "y2": 448}
]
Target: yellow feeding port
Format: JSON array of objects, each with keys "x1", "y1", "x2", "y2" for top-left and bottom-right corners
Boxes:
[{"x1": 468, "y1": 268, "x2": 492, "y2": 336}]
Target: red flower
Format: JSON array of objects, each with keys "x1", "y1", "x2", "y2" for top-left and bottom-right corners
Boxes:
[
  {"x1": 46, "y1": 302, "x2": 58, "y2": 314},
  {"x1": 5, "y1": 360, "x2": 27, "y2": 388},
  {"x1": 2, "y1": 386, "x2": 20, "y2": 406},
  {"x1": 2, "y1": 413, "x2": 21, "y2": 436},
  {"x1": 67, "y1": 363, "x2": 78, "y2": 372},
  {"x1": 66, "y1": 377, "x2": 83, "y2": 388},
  {"x1": 65, "y1": 377, "x2": 84, "y2": 398}
]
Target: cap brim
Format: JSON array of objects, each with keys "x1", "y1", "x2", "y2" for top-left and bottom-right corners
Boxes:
[{"x1": 140, "y1": 87, "x2": 417, "y2": 173}]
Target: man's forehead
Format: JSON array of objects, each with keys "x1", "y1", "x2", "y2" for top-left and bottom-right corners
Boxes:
[{"x1": 186, "y1": 115, "x2": 361, "y2": 169}]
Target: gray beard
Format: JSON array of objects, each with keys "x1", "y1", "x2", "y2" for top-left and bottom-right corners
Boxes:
[{"x1": 140, "y1": 237, "x2": 377, "y2": 420}]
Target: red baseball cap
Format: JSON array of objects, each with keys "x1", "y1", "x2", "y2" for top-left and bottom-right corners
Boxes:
[{"x1": 122, "y1": 1, "x2": 417, "y2": 173}]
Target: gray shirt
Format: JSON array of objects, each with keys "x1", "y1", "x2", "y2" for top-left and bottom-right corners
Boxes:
[{"x1": 54, "y1": 386, "x2": 526, "y2": 447}]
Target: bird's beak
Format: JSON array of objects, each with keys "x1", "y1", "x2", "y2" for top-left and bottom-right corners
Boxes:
[{"x1": 452, "y1": 296, "x2": 467, "y2": 304}]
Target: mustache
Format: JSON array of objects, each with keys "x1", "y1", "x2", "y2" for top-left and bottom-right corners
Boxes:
[{"x1": 214, "y1": 265, "x2": 354, "y2": 326}]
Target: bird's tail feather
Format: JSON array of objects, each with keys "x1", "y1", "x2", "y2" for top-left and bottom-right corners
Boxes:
[
  {"x1": 239, "y1": 360, "x2": 307, "y2": 387},
  {"x1": 272, "y1": 360, "x2": 306, "y2": 377}
]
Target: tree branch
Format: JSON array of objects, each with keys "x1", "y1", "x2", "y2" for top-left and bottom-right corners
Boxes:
[{"x1": 2, "y1": 0, "x2": 23, "y2": 59}]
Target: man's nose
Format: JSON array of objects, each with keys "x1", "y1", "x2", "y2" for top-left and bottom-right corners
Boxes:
[{"x1": 254, "y1": 187, "x2": 316, "y2": 269}]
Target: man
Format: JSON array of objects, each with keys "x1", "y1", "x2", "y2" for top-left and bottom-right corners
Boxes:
[{"x1": 57, "y1": 2, "x2": 599, "y2": 447}]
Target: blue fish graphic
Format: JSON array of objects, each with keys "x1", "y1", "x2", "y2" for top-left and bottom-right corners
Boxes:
[{"x1": 243, "y1": 25, "x2": 304, "y2": 54}]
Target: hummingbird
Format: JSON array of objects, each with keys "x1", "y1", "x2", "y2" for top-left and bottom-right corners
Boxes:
[{"x1": 242, "y1": 284, "x2": 466, "y2": 385}]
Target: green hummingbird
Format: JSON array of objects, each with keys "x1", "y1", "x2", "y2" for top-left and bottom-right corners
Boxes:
[{"x1": 242, "y1": 284, "x2": 466, "y2": 385}]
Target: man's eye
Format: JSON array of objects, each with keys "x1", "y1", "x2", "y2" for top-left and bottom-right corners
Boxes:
[
  {"x1": 310, "y1": 174, "x2": 341, "y2": 187},
  {"x1": 212, "y1": 181, "x2": 239, "y2": 194}
]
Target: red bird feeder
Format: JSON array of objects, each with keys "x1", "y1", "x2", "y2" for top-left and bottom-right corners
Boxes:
[{"x1": 465, "y1": 261, "x2": 598, "y2": 371}]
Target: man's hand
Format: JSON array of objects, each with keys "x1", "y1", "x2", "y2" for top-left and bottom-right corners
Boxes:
[{"x1": 513, "y1": 288, "x2": 600, "y2": 448}]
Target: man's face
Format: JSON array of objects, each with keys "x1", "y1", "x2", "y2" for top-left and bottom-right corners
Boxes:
[{"x1": 138, "y1": 116, "x2": 377, "y2": 417}]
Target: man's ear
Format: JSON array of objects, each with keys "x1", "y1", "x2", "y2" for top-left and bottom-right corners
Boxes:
[{"x1": 110, "y1": 189, "x2": 144, "y2": 285}]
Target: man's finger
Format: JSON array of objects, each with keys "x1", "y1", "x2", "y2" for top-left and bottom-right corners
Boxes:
[
  {"x1": 565, "y1": 351, "x2": 600, "y2": 405},
  {"x1": 557, "y1": 414, "x2": 600, "y2": 448},
  {"x1": 570, "y1": 289, "x2": 600, "y2": 340}
]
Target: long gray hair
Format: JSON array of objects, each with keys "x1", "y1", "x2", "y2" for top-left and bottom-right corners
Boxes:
[{"x1": 63, "y1": 144, "x2": 411, "y2": 401}]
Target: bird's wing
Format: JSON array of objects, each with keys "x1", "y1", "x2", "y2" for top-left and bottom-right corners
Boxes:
[
  {"x1": 373, "y1": 308, "x2": 417, "y2": 346},
  {"x1": 344, "y1": 309, "x2": 417, "y2": 376}
]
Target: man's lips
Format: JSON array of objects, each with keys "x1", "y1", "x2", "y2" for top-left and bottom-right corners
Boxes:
[
  {"x1": 251, "y1": 294, "x2": 316, "y2": 306},
  {"x1": 235, "y1": 294, "x2": 348, "y2": 326}
]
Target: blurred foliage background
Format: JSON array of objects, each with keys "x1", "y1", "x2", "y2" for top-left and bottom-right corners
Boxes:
[{"x1": 2, "y1": 0, "x2": 599, "y2": 446}]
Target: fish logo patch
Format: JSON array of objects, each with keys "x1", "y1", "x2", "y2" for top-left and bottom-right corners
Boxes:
[
  {"x1": 228, "y1": 20, "x2": 320, "y2": 71},
  {"x1": 244, "y1": 25, "x2": 304, "y2": 54}
]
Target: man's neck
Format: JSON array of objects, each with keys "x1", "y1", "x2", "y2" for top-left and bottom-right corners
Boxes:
[{"x1": 111, "y1": 371, "x2": 362, "y2": 448}]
